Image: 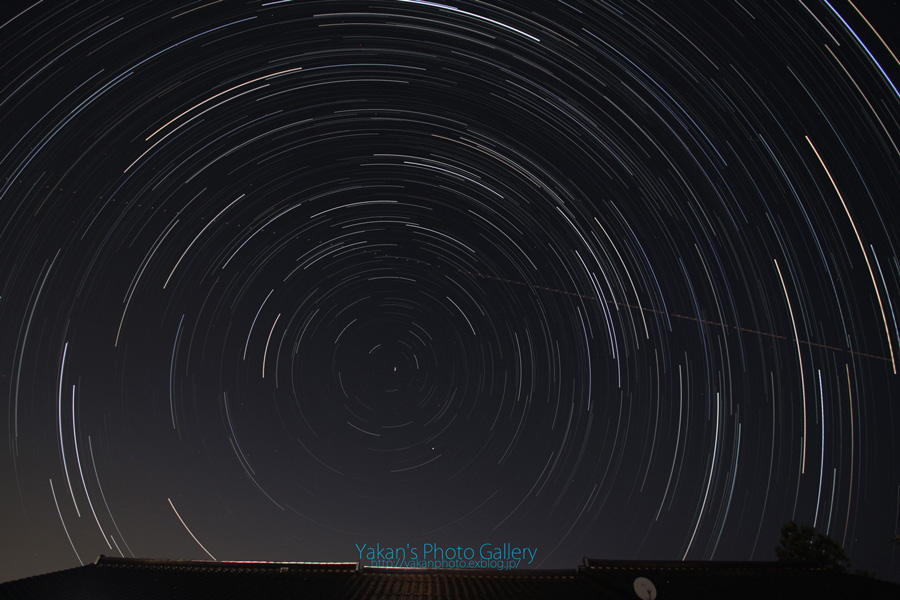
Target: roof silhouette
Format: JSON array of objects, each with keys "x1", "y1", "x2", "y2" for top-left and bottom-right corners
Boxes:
[{"x1": 1, "y1": 555, "x2": 898, "y2": 599}]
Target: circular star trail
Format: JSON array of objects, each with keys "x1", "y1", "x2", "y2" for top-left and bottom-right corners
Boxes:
[{"x1": 1, "y1": 0, "x2": 900, "y2": 582}]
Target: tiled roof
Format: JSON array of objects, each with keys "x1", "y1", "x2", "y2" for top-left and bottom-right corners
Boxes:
[{"x1": 1, "y1": 555, "x2": 897, "y2": 599}]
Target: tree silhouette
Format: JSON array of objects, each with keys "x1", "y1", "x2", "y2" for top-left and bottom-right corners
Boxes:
[{"x1": 775, "y1": 522, "x2": 851, "y2": 571}]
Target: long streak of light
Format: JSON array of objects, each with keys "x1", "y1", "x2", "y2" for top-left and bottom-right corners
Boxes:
[
  {"x1": 595, "y1": 216, "x2": 649, "y2": 339},
  {"x1": 168, "y1": 498, "x2": 217, "y2": 561},
  {"x1": 125, "y1": 85, "x2": 267, "y2": 172},
  {"x1": 145, "y1": 67, "x2": 303, "y2": 140},
  {"x1": 774, "y1": 259, "x2": 807, "y2": 473},
  {"x1": 826, "y1": 469, "x2": 837, "y2": 536},
  {"x1": 110, "y1": 535, "x2": 124, "y2": 557},
  {"x1": 71, "y1": 385, "x2": 111, "y2": 548},
  {"x1": 655, "y1": 364, "x2": 683, "y2": 520},
  {"x1": 244, "y1": 289, "x2": 274, "y2": 360},
  {"x1": 13, "y1": 250, "x2": 58, "y2": 438},
  {"x1": 228, "y1": 439, "x2": 285, "y2": 510},
  {"x1": 115, "y1": 218, "x2": 179, "y2": 347},
  {"x1": 57, "y1": 342, "x2": 80, "y2": 516},
  {"x1": 683, "y1": 392, "x2": 721, "y2": 559},
  {"x1": 164, "y1": 194, "x2": 244, "y2": 289},
  {"x1": 459, "y1": 269, "x2": 891, "y2": 362},
  {"x1": 814, "y1": 371, "x2": 825, "y2": 527},
  {"x1": 821, "y1": 0, "x2": 900, "y2": 100},
  {"x1": 396, "y1": 0, "x2": 540, "y2": 42},
  {"x1": 0, "y1": 1, "x2": 43, "y2": 32},
  {"x1": 170, "y1": 315, "x2": 184, "y2": 430},
  {"x1": 224, "y1": 392, "x2": 254, "y2": 475},
  {"x1": 843, "y1": 364, "x2": 855, "y2": 547},
  {"x1": 847, "y1": 0, "x2": 900, "y2": 67},
  {"x1": 806, "y1": 136, "x2": 896, "y2": 373},
  {"x1": 50, "y1": 479, "x2": 82, "y2": 565},
  {"x1": 262, "y1": 313, "x2": 281, "y2": 378},
  {"x1": 89, "y1": 436, "x2": 133, "y2": 556},
  {"x1": 825, "y1": 45, "x2": 900, "y2": 161}
]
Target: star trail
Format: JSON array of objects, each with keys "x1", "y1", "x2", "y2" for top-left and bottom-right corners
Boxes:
[{"x1": 2, "y1": 0, "x2": 900, "y2": 583}]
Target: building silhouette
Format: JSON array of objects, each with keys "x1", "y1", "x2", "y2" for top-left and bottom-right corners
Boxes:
[{"x1": 2, "y1": 555, "x2": 898, "y2": 599}]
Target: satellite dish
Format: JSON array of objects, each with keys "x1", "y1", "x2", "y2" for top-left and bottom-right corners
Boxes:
[{"x1": 633, "y1": 577, "x2": 657, "y2": 600}]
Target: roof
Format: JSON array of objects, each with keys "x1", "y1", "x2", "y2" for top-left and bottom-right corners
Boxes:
[
  {"x1": 580, "y1": 558, "x2": 899, "y2": 600},
  {"x1": 1, "y1": 555, "x2": 897, "y2": 599}
]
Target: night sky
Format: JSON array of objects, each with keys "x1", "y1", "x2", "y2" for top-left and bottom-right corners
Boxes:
[{"x1": 2, "y1": 0, "x2": 900, "y2": 584}]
